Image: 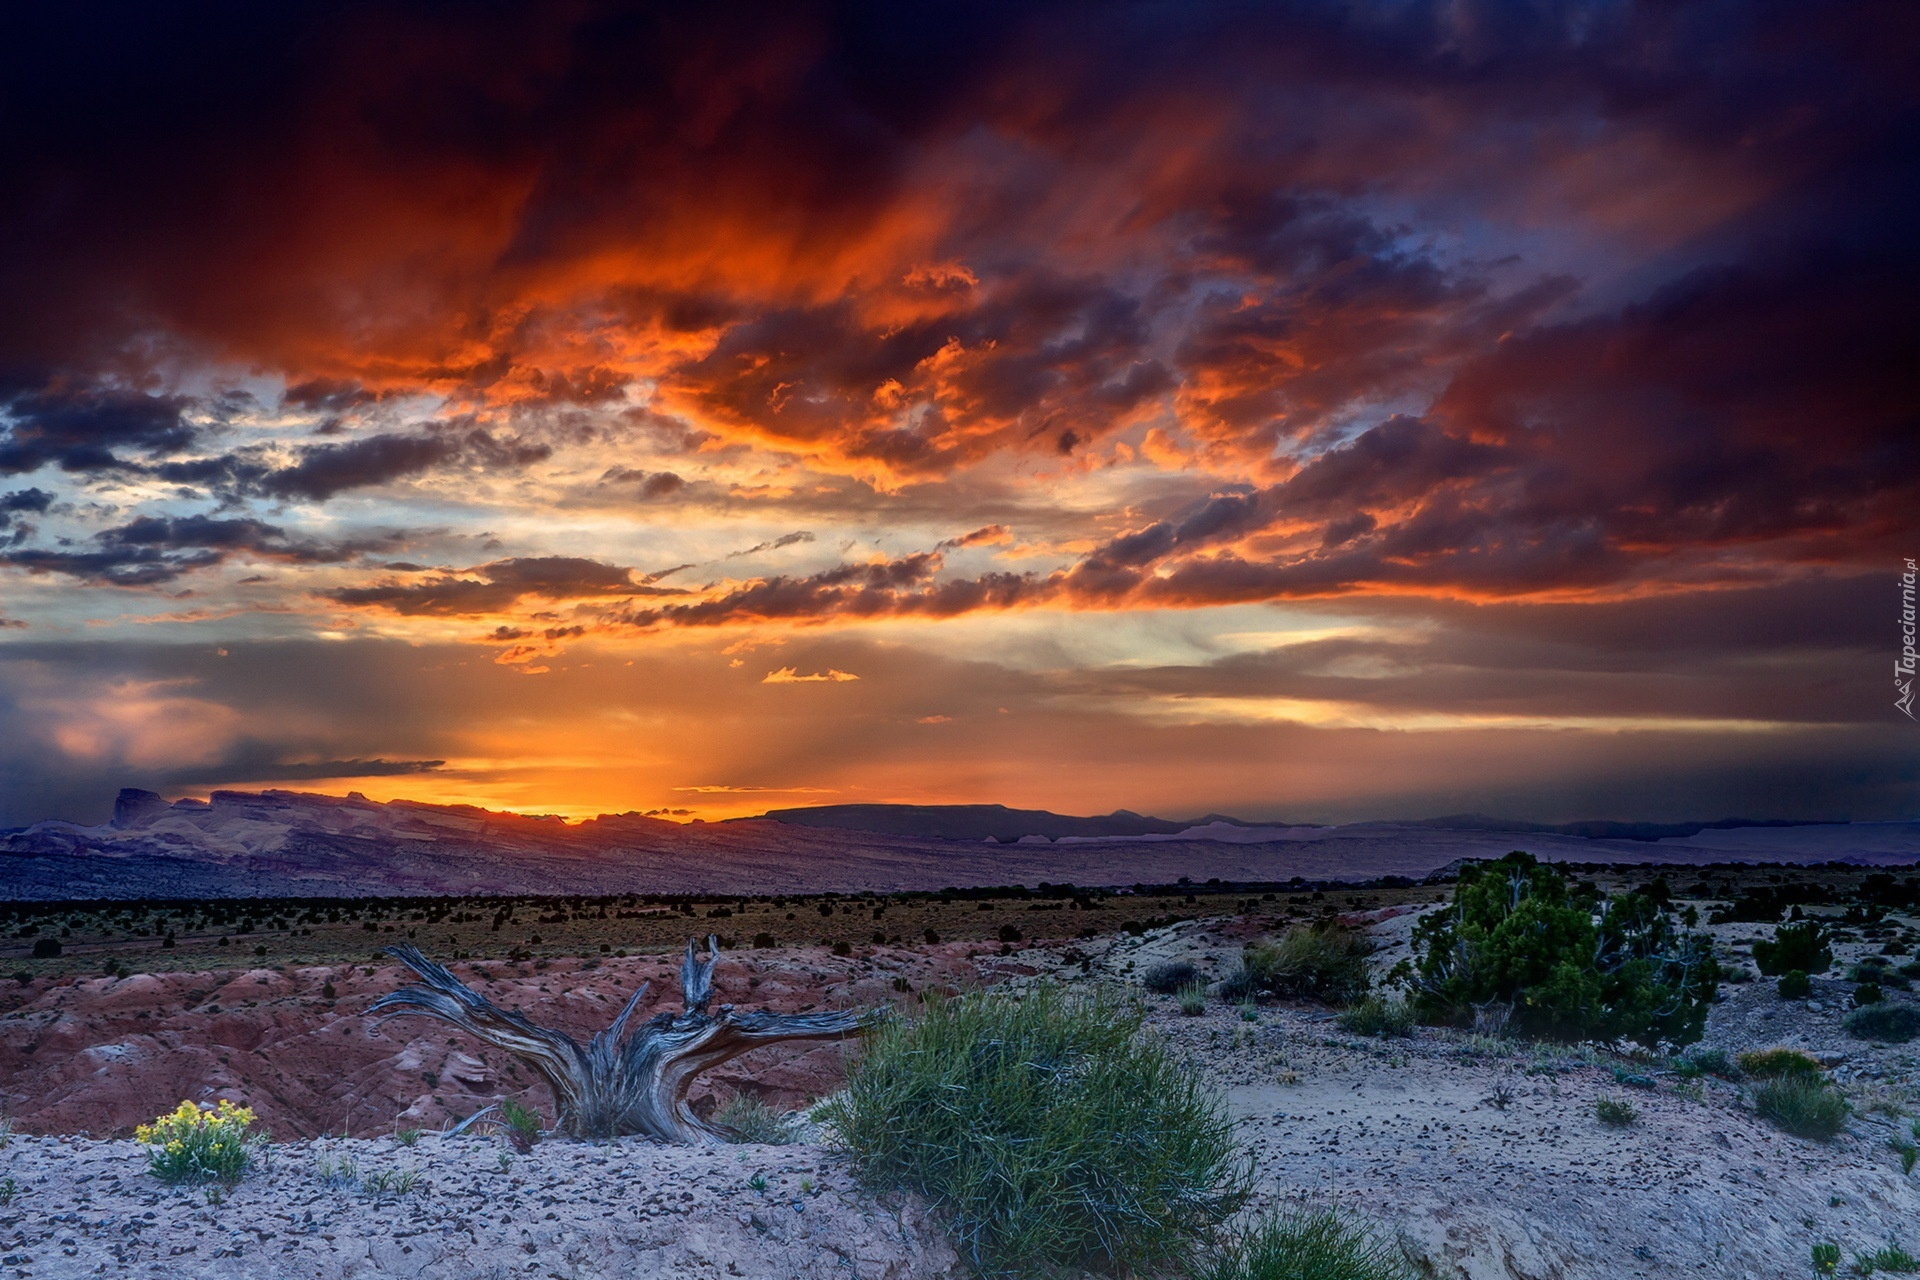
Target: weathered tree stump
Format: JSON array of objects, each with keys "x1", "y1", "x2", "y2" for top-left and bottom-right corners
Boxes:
[{"x1": 371, "y1": 936, "x2": 880, "y2": 1143}]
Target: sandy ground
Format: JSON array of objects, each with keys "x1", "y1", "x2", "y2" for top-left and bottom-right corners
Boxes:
[
  {"x1": 0, "y1": 908, "x2": 1916, "y2": 1279},
  {"x1": 0, "y1": 1134, "x2": 960, "y2": 1280}
]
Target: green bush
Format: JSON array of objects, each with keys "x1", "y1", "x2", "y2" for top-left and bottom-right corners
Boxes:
[
  {"x1": 715, "y1": 1094, "x2": 796, "y2": 1144},
  {"x1": 1408, "y1": 852, "x2": 1719, "y2": 1048},
  {"x1": 1144, "y1": 961, "x2": 1202, "y2": 995},
  {"x1": 1776, "y1": 970, "x2": 1812, "y2": 999},
  {"x1": 134, "y1": 1100, "x2": 262, "y2": 1185},
  {"x1": 1855, "y1": 983, "x2": 1886, "y2": 1007},
  {"x1": 1222, "y1": 924, "x2": 1371, "y2": 1006},
  {"x1": 1199, "y1": 1208, "x2": 1410, "y2": 1280},
  {"x1": 1751, "y1": 921, "x2": 1832, "y2": 977},
  {"x1": 1754, "y1": 1077, "x2": 1849, "y2": 1141},
  {"x1": 1846, "y1": 1004, "x2": 1920, "y2": 1044},
  {"x1": 1736, "y1": 1047, "x2": 1824, "y2": 1080},
  {"x1": 822, "y1": 983, "x2": 1248, "y2": 1277},
  {"x1": 1336, "y1": 996, "x2": 1416, "y2": 1038},
  {"x1": 1178, "y1": 981, "x2": 1209, "y2": 1016}
]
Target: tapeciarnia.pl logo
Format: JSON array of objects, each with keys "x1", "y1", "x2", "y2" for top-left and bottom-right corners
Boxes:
[{"x1": 1900, "y1": 557, "x2": 1917, "y2": 720}]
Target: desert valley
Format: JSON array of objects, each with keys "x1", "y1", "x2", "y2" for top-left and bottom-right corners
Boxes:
[{"x1": 0, "y1": 796, "x2": 1916, "y2": 1278}]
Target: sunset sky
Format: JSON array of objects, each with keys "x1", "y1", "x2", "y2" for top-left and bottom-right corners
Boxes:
[{"x1": 1, "y1": 2, "x2": 1914, "y2": 828}]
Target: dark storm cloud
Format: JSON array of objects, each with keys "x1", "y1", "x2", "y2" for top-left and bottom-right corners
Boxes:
[
  {"x1": 0, "y1": 385, "x2": 195, "y2": 476},
  {"x1": 325, "y1": 555, "x2": 671, "y2": 616},
  {"x1": 0, "y1": 513, "x2": 405, "y2": 586}
]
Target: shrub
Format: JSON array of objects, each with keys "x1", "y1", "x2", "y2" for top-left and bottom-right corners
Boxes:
[
  {"x1": 1751, "y1": 921, "x2": 1832, "y2": 977},
  {"x1": 715, "y1": 1095, "x2": 796, "y2": 1144},
  {"x1": 1754, "y1": 1077, "x2": 1849, "y2": 1141},
  {"x1": 1736, "y1": 1048, "x2": 1824, "y2": 1080},
  {"x1": 498, "y1": 1097, "x2": 541, "y2": 1153},
  {"x1": 1776, "y1": 970, "x2": 1812, "y2": 999},
  {"x1": 1846, "y1": 1004, "x2": 1920, "y2": 1044},
  {"x1": 1677, "y1": 1046, "x2": 1738, "y2": 1079},
  {"x1": 822, "y1": 983, "x2": 1248, "y2": 1277},
  {"x1": 1593, "y1": 1095, "x2": 1637, "y2": 1127},
  {"x1": 1854, "y1": 1240, "x2": 1920, "y2": 1274},
  {"x1": 134, "y1": 1100, "x2": 262, "y2": 1185},
  {"x1": 1336, "y1": 996, "x2": 1416, "y2": 1038},
  {"x1": 1855, "y1": 983, "x2": 1885, "y2": 1007},
  {"x1": 1408, "y1": 852, "x2": 1719, "y2": 1048},
  {"x1": 1178, "y1": 982, "x2": 1209, "y2": 1016},
  {"x1": 29, "y1": 938, "x2": 59, "y2": 959},
  {"x1": 1199, "y1": 1208, "x2": 1411, "y2": 1280},
  {"x1": 1811, "y1": 1241, "x2": 1840, "y2": 1275},
  {"x1": 1144, "y1": 961, "x2": 1201, "y2": 995},
  {"x1": 1223, "y1": 925, "x2": 1371, "y2": 1006}
]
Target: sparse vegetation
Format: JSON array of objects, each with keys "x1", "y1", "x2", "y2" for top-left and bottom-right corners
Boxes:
[
  {"x1": 1753, "y1": 921, "x2": 1833, "y2": 977},
  {"x1": 1845, "y1": 1004, "x2": 1920, "y2": 1043},
  {"x1": 362, "y1": 1168, "x2": 420, "y2": 1196},
  {"x1": 394, "y1": 1127, "x2": 421, "y2": 1147},
  {"x1": 1337, "y1": 996, "x2": 1416, "y2": 1038},
  {"x1": 1854, "y1": 1240, "x2": 1920, "y2": 1274},
  {"x1": 1178, "y1": 981, "x2": 1209, "y2": 1016},
  {"x1": 1593, "y1": 1095, "x2": 1638, "y2": 1127},
  {"x1": 1199, "y1": 1207, "x2": 1411, "y2": 1280},
  {"x1": 1675, "y1": 1046, "x2": 1738, "y2": 1079},
  {"x1": 1738, "y1": 1048, "x2": 1824, "y2": 1080},
  {"x1": 1812, "y1": 1240, "x2": 1840, "y2": 1274},
  {"x1": 1778, "y1": 969, "x2": 1812, "y2": 999},
  {"x1": 1144, "y1": 960, "x2": 1201, "y2": 994},
  {"x1": 1755, "y1": 1077, "x2": 1850, "y2": 1141},
  {"x1": 715, "y1": 1094, "x2": 797, "y2": 1144},
  {"x1": 1407, "y1": 852, "x2": 1719, "y2": 1048},
  {"x1": 498, "y1": 1097, "x2": 542, "y2": 1153},
  {"x1": 822, "y1": 983, "x2": 1248, "y2": 1278},
  {"x1": 134, "y1": 1100, "x2": 262, "y2": 1185},
  {"x1": 1222, "y1": 923, "x2": 1371, "y2": 1006}
]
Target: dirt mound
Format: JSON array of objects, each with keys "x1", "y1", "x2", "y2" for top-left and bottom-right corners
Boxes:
[{"x1": 0, "y1": 946, "x2": 984, "y2": 1139}]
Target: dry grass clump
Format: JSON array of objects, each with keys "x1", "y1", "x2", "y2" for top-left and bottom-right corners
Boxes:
[
  {"x1": 715, "y1": 1094, "x2": 797, "y2": 1144},
  {"x1": 1846, "y1": 1004, "x2": 1920, "y2": 1044},
  {"x1": 1736, "y1": 1048, "x2": 1823, "y2": 1080},
  {"x1": 1593, "y1": 1095, "x2": 1638, "y2": 1127},
  {"x1": 1222, "y1": 924, "x2": 1371, "y2": 1006},
  {"x1": 1336, "y1": 996, "x2": 1416, "y2": 1038},
  {"x1": 1144, "y1": 960, "x2": 1202, "y2": 994},
  {"x1": 1200, "y1": 1208, "x2": 1411, "y2": 1280},
  {"x1": 1755, "y1": 1076, "x2": 1850, "y2": 1141}
]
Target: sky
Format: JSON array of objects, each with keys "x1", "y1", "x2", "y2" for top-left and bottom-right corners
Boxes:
[{"x1": 0, "y1": 1, "x2": 1915, "y2": 829}]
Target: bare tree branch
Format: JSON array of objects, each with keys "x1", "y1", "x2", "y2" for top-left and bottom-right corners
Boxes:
[{"x1": 371, "y1": 937, "x2": 881, "y2": 1143}]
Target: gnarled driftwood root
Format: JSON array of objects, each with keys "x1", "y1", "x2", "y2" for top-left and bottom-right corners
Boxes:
[{"x1": 370, "y1": 935, "x2": 879, "y2": 1143}]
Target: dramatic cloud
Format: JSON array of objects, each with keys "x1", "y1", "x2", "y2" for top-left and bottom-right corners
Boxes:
[
  {"x1": 0, "y1": 1, "x2": 1911, "y2": 824},
  {"x1": 326, "y1": 556, "x2": 667, "y2": 617}
]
